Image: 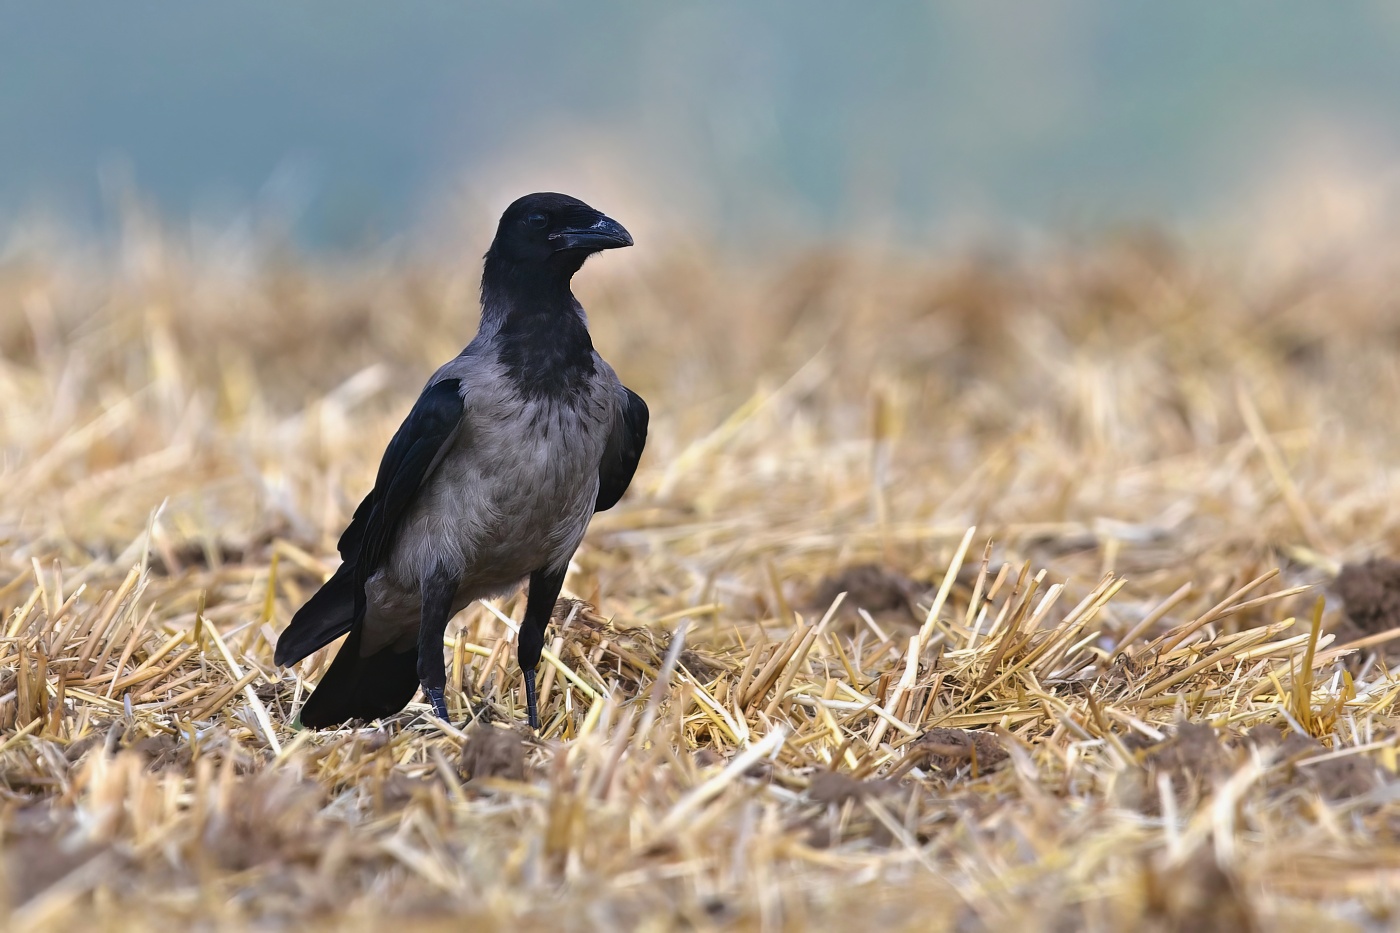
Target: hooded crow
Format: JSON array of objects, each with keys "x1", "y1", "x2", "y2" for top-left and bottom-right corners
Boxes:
[{"x1": 275, "y1": 192, "x2": 647, "y2": 730}]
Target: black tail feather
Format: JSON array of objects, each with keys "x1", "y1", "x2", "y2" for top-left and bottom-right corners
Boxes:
[
  {"x1": 275, "y1": 565, "x2": 358, "y2": 667},
  {"x1": 297, "y1": 625, "x2": 421, "y2": 728}
]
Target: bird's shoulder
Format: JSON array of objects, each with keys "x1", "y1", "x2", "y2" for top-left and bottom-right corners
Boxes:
[
  {"x1": 594, "y1": 351, "x2": 642, "y2": 403},
  {"x1": 590, "y1": 350, "x2": 621, "y2": 387},
  {"x1": 427, "y1": 347, "x2": 506, "y2": 402}
]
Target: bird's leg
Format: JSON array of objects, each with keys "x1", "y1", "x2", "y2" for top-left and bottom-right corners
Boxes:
[
  {"x1": 518, "y1": 566, "x2": 567, "y2": 732},
  {"x1": 417, "y1": 569, "x2": 459, "y2": 722},
  {"x1": 424, "y1": 685, "x2": 449, "y2": 721},
  {"x1": 523, "y1": 667, "x2": 540, "y2": 731}
]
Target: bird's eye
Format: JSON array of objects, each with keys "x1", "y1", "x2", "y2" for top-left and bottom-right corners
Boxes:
[{"x1": 525, "y1": 212, "x2": 549, "y2": 229}]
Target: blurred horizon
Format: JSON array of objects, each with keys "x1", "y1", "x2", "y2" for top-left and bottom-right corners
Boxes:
[{"x1": 5, "y1": 2, "x2": 1400, "y2": 256}]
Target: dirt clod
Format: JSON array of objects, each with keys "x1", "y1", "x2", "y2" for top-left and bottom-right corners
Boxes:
[
  {"x1": 807, "y1": 771, "x2": 898, "y2": 806},
  {"x1": 458, "y1": 724, "x2": 526, "y2": 782},
  {"x1": 1143, "y1": 721, "x2": 1233, "y2": 779},
  {"x1": 380, "y1": 773, "x2": 435, "y2": 809},
  {"x1": 1144, "y1": 848, "x2": 1259, "y2": 933},
  {"x1": 1251, "y1": 730, "x2": 1384, "y2": 800},
  {"x1": 677, "y1": 648, "x2": 725, "y2": 683},
  {"x1": 203, "y1": 773, "x2": 326, "y2": 872},
  {"x1": 124, "y1": 733, "x2": 191, "y2": 771},
  {"x1": 693, "y1": 748, "x2": 722, "y2": 769},
  {"x1": 2, "y1": 836, "x2": 102, "y2": 906},
  {"x1": 810, "y1": 564, "x2": 924, "y2": 620},
  {"x1": 1306, "y1": 755, "x2": 1383, "y2": 800},
  {"x1": 1335, "y1": 558, "x2": 1400, "y2": 636},
  {"x1": 909, "y1": 727, "x2": 1008, "y2": 777}
]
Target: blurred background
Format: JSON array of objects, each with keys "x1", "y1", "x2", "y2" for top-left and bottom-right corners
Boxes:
[
  {"x1": 5, "y1": 1, "x2": 1400, "y2": 256},
  {"x1": 4, "y1": 1, "x2": 1400, "y2": 567}
]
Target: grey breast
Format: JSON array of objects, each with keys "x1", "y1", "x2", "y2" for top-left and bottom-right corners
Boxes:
[{"x1": 365, "y1": 350, "x2": 620, "y2": 651}]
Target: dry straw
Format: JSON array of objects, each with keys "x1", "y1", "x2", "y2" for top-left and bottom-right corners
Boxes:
[{"x1": 1, "y1": 224, "x2": 1399, "y2": 928}]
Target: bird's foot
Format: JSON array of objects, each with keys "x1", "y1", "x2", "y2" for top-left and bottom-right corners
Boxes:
[
  {"x1": 524, "y1": 667, "x2": 540, "y2": 732},
  {"x1": 424, "y1": 685, "x2": 450, "y2": 721}
]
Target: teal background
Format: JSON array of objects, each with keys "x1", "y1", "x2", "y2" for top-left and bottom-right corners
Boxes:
[{"x1": 4, "y1": 2, "x2": 1400, "y2": 248}]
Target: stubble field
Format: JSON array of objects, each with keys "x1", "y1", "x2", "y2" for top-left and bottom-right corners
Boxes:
[{"x1": 2, "y1": 216, "x2": 1400, "y2": 930}]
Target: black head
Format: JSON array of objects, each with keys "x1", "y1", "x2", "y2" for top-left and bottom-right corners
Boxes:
[{"x1": 486, "y1": 192, "x2": 632, "y2": 277}]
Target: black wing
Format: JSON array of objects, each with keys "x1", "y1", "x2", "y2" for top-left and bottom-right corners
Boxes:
[
  {"x1": 595, "y1": 386, "x2": 648, "y2": 512},
  {"x1": 350, "y1": 377, "x2": 465, "y2": 585},
  {"x1": 274, "y1": 377, "x2": 464, "y2": 666}
]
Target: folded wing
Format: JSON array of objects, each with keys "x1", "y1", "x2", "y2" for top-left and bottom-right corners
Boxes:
[
  {"x1": 595, "y1": 386, "x2": 648, "y2": 512},
  {"x1": 274, "y1": 377, "x2": 465, "y2": 667}
]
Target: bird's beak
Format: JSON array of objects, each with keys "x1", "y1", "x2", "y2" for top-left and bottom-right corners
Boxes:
[{"x1": 549, "y1": 213, "x2": 633, "y2": 251}]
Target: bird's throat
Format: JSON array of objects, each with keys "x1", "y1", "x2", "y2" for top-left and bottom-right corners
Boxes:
[{"x1": 479, "y1": 253, "x2": 598, "y2": 398}]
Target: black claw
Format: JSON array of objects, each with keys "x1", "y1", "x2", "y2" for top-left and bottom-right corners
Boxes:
[
  {"x1": 425, "y1": 685, "x2": 449, "y2": 721},
  {"x1": 524, "y1": 667, "x2": 539, "y2": 731}
]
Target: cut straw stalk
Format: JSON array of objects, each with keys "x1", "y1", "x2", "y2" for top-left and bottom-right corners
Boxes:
[
  {"x1": 916, "y1": 525, "x2": 977, "y2": 650},
  {"x1": 969, "y1": 566, "x2": 1037, "y2": 694},
  {"x1": 1110, "y1": 582, "x2": 1192, "y2": 660},
  {"x1": 853, "y1": 526, "x2": 978, "y2": 752},
  {"x1": 961, "y1": 541, "x2": 994, "y2": 648},
  {"x1": 1315, "y1": 624, "x2": 1400, "y2": 664},
  {"x1": 740, "y1": 623, "x2": 806, "y2": 710},
  {"x1": 762, "y1": 592, "x2": 844, "y2": 718},
  {"x1": 204, "y1": 622, "x2": 281, "y2": 754},
  {"x1": 188, "y1": 668, "x2": 263, "y2": 720},
  {"x1": 943, "y1": 576, "x2": 1123, "y2": 721},
  {"x1": 1139, "y1": 627, "x2": 1334, "y2": 701},
  {"x1": 102, "y1": 604, "x2": 156, "y2": 698},
  {"x1": 1028, "y1": 590, "x2": 1099, "y2": 678},
  {"x1": 1290, "y1": 597, "x2": 1325, "y2": 732},
  {"x1": 867, "y1": 634, "x2": 920, "y2": 748},
  {"x1": 1237, "y1": 386, "x2": 1326, "y2": 549},
  {"x1": 82, "y1": 631, "x2": 191, "y2": 690},
  {"x1": 652, "y1": 726, "x2": 787, "y2": 838},
  {"x1": 834, "y1": 682, "x2": 920, "y2": 737},
  {"x1": 1155, "y1": 569, "x2": 1280, "y2": 655},
  {"x1": 633, "y1": 620, "x2": 689, "y2": 746}
]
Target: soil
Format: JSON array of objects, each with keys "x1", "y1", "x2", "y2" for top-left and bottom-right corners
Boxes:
[
  {"x1": 125, "y1": 733, "x2": 193, "y2": 771},
  {"x1": 808, "y1": 564, "x2": 925, "y2": 621},
  {"x1": 909, "y1": 727, "x2": 1008, "y2": 777},
  {"x1": 2, "y1": 835, "x2": 103, "y2": 907},
  {"x1": 1250, "y1": 729, "x2": 1383, "y2": 801},
  {"x1": 458, "y1": 724, "x2": 526, "y2": 782},
  {"x1": 677, "y1": 648, "x2": 726, "y2": 684},
  {"x1": 802, "y1": 772, "x2": 907, "y2": 848},
  {"x1": 1142, "y1": 721, "x2": 1234, "y2": 780},
  {"x1": 1138, "y1": 723, "x2": 1385, "y2": 803},
  {"x1": 203, "y1": 773, "x2": 326, "y2": 872},
  {"x1": 806, "y1": 772, "x2": 898, "y2": 806},
  {"x1": 1335, "y1": 558, "x2": 1400, "y2": 637},
  {"x1": 1143, "y1": 849, "x2": 1259, "y2": 933}
]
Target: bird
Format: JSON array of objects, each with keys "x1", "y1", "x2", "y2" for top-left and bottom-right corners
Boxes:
[{"x1": 274, "y1": 192, "x2": 648, "y2": 731}]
